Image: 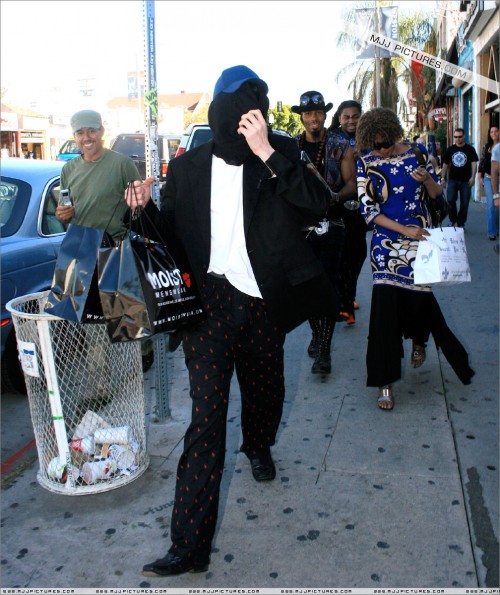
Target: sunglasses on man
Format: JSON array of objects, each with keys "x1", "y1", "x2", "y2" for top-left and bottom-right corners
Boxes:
[{"x1": 300, "y1": 93, "x2": 324, "y2": 106}]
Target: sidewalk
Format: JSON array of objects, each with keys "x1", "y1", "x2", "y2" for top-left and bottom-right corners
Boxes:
[{"x1": 1, "y1": 202, "x2": 498, "y2": 590}]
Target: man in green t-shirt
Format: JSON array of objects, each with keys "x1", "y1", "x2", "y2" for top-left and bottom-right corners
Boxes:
[{"x1": 56, "y1": 109, "x2": 140, "y2": 240}]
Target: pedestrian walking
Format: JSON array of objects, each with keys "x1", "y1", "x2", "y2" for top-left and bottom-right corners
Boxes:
[
  {"x1": 292, "y1": 91, "x2": 356, "y2": 373},
  {"x1": 491, "y1": 139, "x2": 500, "y2": 254},
  {"x1": 328, "y1": 100, "x2": 368, "y2": 324},
  {"x1": 356, "y1": 108, "x2": 474, "y2": 410},
  {"x1": 126, "y1": 65, "x2": 335, "y2": 576},
  {"x1": 478, "y1": 124, "x2": 499, "y2": 240},
  {"x1": 441, "y1": 128, "x2": 479, "y2": 229}
]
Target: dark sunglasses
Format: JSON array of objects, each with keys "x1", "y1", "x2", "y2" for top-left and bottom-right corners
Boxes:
[
  {"x1": 454, "y1": 135, "x2": 464, "y2": 139},
  {"x1": 373, "y1": 140, "x2": 393, "y2": 150},
  {"x1": 300, "y1": 93, "x2": 324, "y2": 106}
]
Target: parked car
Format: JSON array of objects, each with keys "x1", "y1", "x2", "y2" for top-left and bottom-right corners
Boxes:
[
  {"x1": 1, "y1": 160, "x2": 66, "y2": 392},
  {"x1": 109, "y1": 133, "x2": 181, "y2": 183},
  {"x1": 175, "y1": 123, "x2": 213, "y2": 156},
  {"x1": 174, "y1": 124, "x2": 291, "y2": 157},
  {"x1": 56, "y1": 139, "x2": 81, "y2": 161},
  {"x1": 0, "y1": 160, "x2": 154, "y2": 394}
]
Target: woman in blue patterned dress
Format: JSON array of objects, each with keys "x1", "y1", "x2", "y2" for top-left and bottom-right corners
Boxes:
[{"x1": 356, "y1": 108, "x2": 474, "y2": 410}]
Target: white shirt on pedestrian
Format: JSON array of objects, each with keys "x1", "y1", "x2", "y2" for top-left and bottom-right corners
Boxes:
[{"x1": 208, "y1": 155, "x2": 262, "y2": 298}]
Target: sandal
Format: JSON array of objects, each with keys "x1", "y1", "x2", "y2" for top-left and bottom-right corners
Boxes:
[
  {"x1": 377, "y1": 385, "x2": 394, "y2": 410},
  {"x1": 411, "y1": 343, "x2": 426, "y2": 368}
]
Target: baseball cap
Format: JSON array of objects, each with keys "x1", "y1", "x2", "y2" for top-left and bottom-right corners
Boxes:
[
  {"x1": 70, "y1": 110, "x2": 103, "y2": 132},
  {"x1": 213, "y1": 65, "x2": 268, "y2": 97}
]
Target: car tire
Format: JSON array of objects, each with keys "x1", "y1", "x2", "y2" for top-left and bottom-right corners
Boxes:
[{"x1": 1, "y1": 331, "x2": 27, "y2": 395}]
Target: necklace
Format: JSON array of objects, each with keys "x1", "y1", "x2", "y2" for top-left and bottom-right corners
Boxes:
[{"x1": 299, "y1": 131, "x2": 327, "y2": 171}]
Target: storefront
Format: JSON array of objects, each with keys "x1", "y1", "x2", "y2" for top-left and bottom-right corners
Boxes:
[
  {"x1": 0, "y1": 109, "x2": 21, "y2": 158},
  {"x1": 20, "y1": 116, "x2": 49, "y2": 159},
  {"x1": 1, "y1": 104, "x2": 50, "y2": 159}
]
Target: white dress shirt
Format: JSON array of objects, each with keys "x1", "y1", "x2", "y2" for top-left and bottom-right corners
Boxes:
[{"x1": 208, "y1": 155, "x2": 262, "y2": 298}]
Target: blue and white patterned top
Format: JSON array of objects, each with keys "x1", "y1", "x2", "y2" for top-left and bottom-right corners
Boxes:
[{"x1": 357, "y1": 143, "x2": 439, "y2": 292}]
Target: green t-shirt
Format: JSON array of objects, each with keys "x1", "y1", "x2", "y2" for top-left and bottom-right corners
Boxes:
[{"x1": 61, "y1": 149, "x2": 140, "y2": 240}]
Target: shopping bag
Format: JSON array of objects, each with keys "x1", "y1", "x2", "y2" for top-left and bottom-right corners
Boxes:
[
  {"x1": 413, "y1": 227, "x2": 471, "y2": 286},
  {"x1": 45, "y1": 224, "x2": 105, "y2": 323},
  {"x1": 97, "y1": 232, "x2": 205, "y2": 343}
]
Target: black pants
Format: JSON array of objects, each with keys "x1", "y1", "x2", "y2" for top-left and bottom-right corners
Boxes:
[
  {"x1": 366, "y1": 285, "x2": 432, "y2": 387},
  {"x1": 339, "y1": 210, "x2": 367, "y2": 314},
  {"x1": 169, "y1": 274, "x2": 286, "y2": 559},
  {"x1": 306, "y1": 222, "x2": 345, "y2": 309}
]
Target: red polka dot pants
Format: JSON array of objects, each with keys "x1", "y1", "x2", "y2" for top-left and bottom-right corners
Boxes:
[{"x1": 169, "y1": 275, "x2": 286, "y2": 559}]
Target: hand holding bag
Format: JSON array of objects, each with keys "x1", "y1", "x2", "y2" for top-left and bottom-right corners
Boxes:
[
  {"x1": 414, "y1": 227, "x2": 471, "y2": 286},
  {"x1": 97, "y1": 193, "x2": 205, "y2": 343}
]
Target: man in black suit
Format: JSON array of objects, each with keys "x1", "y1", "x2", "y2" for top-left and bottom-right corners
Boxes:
[{"x1": 126, "y1": 65, "x2": 335, "y2": 577}]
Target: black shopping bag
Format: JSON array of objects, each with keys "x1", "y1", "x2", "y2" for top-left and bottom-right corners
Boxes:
[
  {"x1": 45, "y1": 224, "x2": 105, "y2": 323},
  {"x1": 98, "y1": 232, "x2": 205, "y2": 343}
]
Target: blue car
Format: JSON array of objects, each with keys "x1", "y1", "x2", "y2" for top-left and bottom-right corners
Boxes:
[
  {"x1": 56, "y1": 139, "x2": 81, "y2": 161},
  {"x1": 1, "y1": 159, "x2": 67, "y2": 393}
]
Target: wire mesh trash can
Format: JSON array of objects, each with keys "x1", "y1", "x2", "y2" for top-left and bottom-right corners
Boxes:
[{"x1": 6, "y1": 291, "x2": 149, "y2": 495}]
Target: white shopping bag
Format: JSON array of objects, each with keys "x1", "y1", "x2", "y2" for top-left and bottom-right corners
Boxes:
[{"x1": 413, "y1": 227, "x2": 471, "y2": 286}]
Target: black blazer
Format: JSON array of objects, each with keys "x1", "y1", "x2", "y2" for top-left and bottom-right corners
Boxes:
[{"x1": 145, "y1": 134, "x2": 337, "y2": 332}]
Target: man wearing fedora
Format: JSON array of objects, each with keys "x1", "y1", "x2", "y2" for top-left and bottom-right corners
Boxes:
[
  {"x1": 127, "y1": 67, "x2": 336, "y2": 576},
  {"x1": 292, "y1": 91, "x2": 356, "y2": 375}
]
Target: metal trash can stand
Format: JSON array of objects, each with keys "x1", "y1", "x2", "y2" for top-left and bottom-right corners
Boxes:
[{"x1": 6, "y1": 291, "x2": 149, "y2": 495}]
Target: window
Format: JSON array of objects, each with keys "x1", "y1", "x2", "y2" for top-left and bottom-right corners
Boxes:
[{"x1": 41, "y1": 181, "x2": 67, "y2": 235}]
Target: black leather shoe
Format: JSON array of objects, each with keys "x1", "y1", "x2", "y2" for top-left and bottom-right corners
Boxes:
[
  {"x1": 307, "y1": 336, "x2": 318, "y2": 358},
  {"x1": 142, "y1": 551, "x2": 209, "y2": 577},
  {"x1": 311, "y1": 353, "x2": 331, "y2": 375},
  {"x1": 249, "y1": 451, "x2": 276, "y2": 482}
]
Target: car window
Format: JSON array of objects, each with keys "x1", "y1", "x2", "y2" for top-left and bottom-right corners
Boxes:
[
  {"x1": 166, "y1": 138, "x2": 180, "y2": 160},
  {"x1": 112, "y1": 136, "x2": 145, "y2": 159},
  {"x1": 60, "y1": 140, "x2": 80, "y2": 155},
  {"x1": 0, "y1": 177, "x2": 31, "y2": 237},
  {"x1": 41, "y1": 182, "x2": 67, "y2": 235},
  {"x1": 190, "y1": 128, "x2": 213, "y2": 150}
]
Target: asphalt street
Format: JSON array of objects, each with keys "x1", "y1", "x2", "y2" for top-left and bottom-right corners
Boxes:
[{"x1": 1, "y1": 201, "x2": 498, "y2": 591}]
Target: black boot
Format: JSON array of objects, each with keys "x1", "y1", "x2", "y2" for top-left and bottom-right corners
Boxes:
[
  {"x1": 307, "y1": 335, "x2": 319, "y2": 358},
  {"x1": 311, "y1": 316, "x2": 334, "y2": 375},
  {"x1": 311, "y1": 351, "x2": 331, "y2": 374},
  {"x1": 307, "y1": 318, "x2": 321, "y2": 358}
]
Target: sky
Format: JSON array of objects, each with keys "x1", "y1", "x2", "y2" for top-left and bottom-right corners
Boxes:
[{"x1": 1, "y1": 0, "x2": 437, "y2": 118}]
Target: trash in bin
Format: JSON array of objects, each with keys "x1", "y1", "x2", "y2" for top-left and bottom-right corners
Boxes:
[{"x1": 6, "y1": 291, "x2": 150, "y2": 495}]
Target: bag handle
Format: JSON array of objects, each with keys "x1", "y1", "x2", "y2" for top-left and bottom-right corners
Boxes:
[
  {"x1": 126, "y1": 181, "x2": 167, "y2": 245},
  {"x1": 125, "y1": 182, "x2": 177, "y2": 268},
  {"x1": 409, "y1": 143, "x2": 427, "y2": 167}
]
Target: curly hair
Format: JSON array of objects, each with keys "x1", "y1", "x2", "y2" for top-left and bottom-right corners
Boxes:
[{"x1": 355, "y1": 107, "x2": 404, "y2": 151}]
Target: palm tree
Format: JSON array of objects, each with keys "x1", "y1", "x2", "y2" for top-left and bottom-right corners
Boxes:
[{"x1": 336, "y1": 2, "x2": 437, "y2": 131}]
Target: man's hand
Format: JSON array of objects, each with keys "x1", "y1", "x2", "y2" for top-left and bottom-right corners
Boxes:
[
  {"x1": 55, "y1": 205, "x2": 75, "y2": 224},
  {"x1": 125, "y1": 177, "x2": 156, "y2": 210},
  {"x1": 468, "y1": 177, "x2": 475, "y2": 187},
  {"x1": 237, "y1": 110, "x2": 274, "y2": 162}
]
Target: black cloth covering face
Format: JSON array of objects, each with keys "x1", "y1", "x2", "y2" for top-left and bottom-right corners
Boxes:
[{"x1": 208, "y1": 80, "x2": 270, "y2": 165}]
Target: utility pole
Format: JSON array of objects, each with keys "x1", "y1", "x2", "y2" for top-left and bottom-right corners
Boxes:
[
  {"x1": 374, "y1": 0, "x2": 381, "y2": 107},
  {"x1": 142, "y1": 0, "x2": 170, "y2": 419}
]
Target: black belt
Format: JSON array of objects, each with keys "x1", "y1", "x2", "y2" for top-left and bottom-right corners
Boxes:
[{"x1": 208, "y1": 271, "x2": 227, "y2": 279}]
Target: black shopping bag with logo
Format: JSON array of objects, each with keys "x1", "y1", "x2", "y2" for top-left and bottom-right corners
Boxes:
[
  {"x1": 97, "y1": 229, "x2": 205, "y2": 343},
  {"x1": 45, "y1": 224, "x2": 106, "y2": 323}
]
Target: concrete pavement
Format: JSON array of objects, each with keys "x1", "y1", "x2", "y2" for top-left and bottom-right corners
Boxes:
[{"x1": 1, "y1": 201, "x2": 498, "y2": 590}]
